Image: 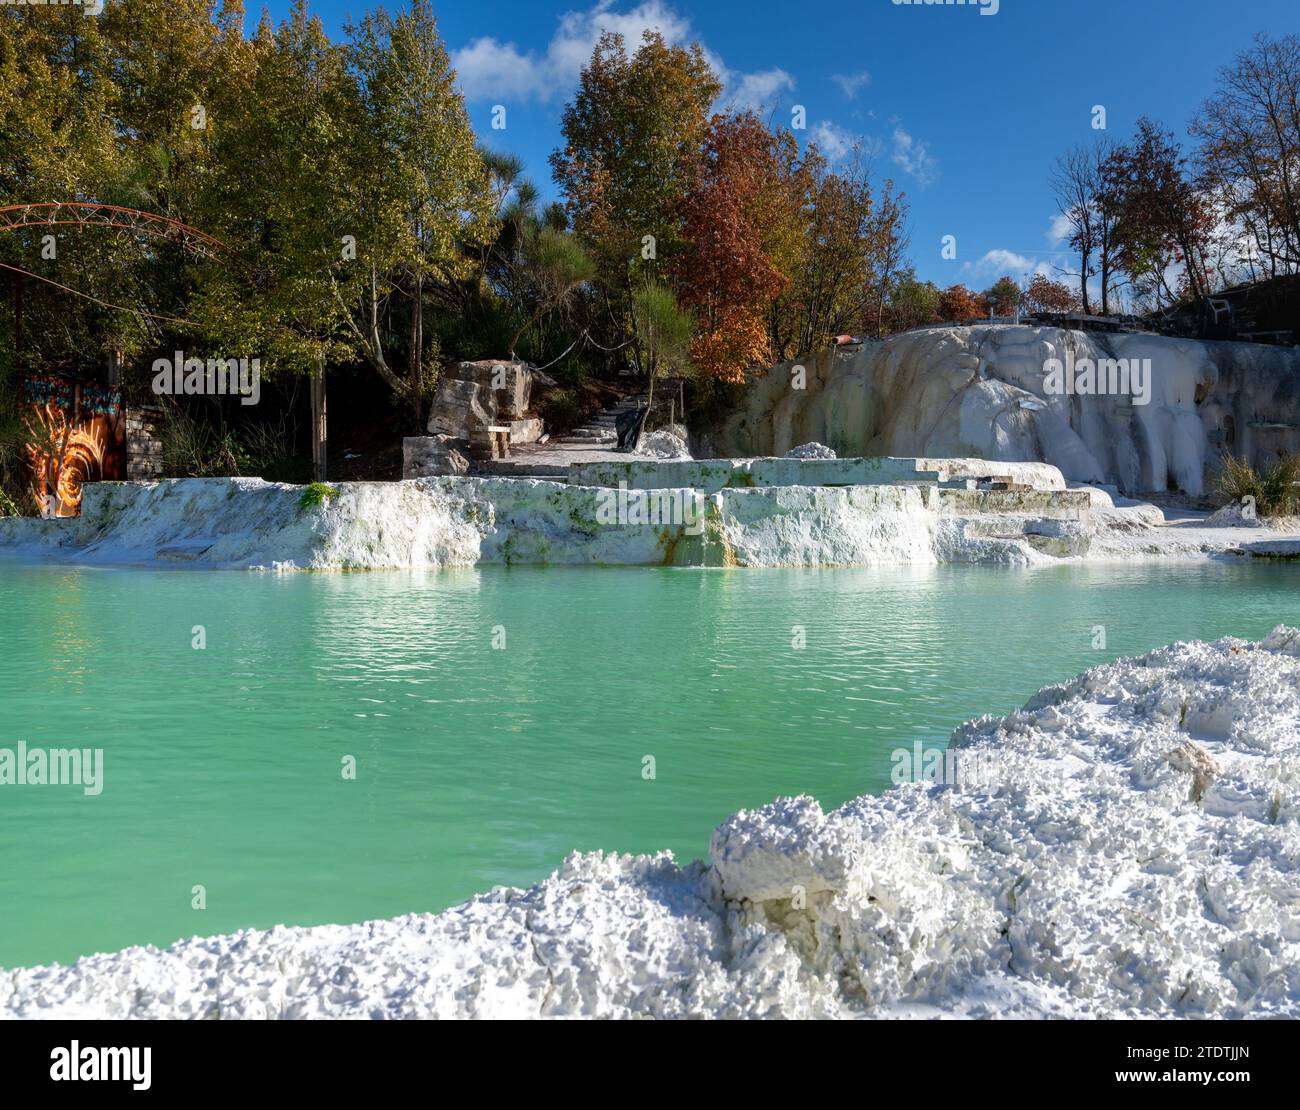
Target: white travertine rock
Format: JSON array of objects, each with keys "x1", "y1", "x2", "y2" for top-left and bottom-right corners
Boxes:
[
  {"x1": 705, "y1": 325, "x2": 1300, "y2": 499},
  {"x1": 784, "y1": 442, "x2": 837, "y2": 460},
  {"x1": 633, "y1": 429, "x2": 692, "y2": 459},
  {"x1": 1205, "y1": 501, "x2": 1266, "y2": 528},
  {"x1": 0, "y1": 473, "x2": 1295, "y2": 569}
]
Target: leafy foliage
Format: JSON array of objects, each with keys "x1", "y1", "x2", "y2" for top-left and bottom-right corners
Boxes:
[
  {"x1": 983, "y1": 277, "x2": 1023, "y2": 317},
  {"x1": 676, "y1": 113, "x2": 791, "y2": 384},
  {"x1": 937, "y1": 284, "x2": 984, "y2": 322},
  {"x1": 1099, "y1": 118, "x2": 1215, "y2": 308},
  {"x1": 299, "y1": 481, "x2": 339, "y2": 510},
  {"x1": 1216, "y1": 453, "x2": 1300, "y2": 518},
  {"x1": 1023, "y1": 274, "x2": 1081, "y2": 314}
]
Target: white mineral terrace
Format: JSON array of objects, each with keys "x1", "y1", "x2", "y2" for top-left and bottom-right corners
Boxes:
[
  {"x1": 5, "y1": 627, "x2": 1298, "y2": 1019},
  {"x1": 704, "y1": 325, "x2": 1300, "y2": 501},
  {"x1": 0, "y1": 464, "x2": 1296, "y2": 570}
]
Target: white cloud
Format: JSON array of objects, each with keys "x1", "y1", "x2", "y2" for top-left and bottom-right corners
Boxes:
[
  {"x1": 724, "y1": 67, "x2": 796, "y2": 111},
  {"x1": 451, "y1": 37, "x2": 543, "y2": 102},
  {"x1": 806, "y1": 122, "x2": 884, "y2": 164},
  {"x1": 889, "y1": 126, "x2": 938, "y2": 187},
  {"x1": 452, "y1": 1, "x2": 794, "y2": 110},
  {"x1": 831, "y1": 71, "x2": 871, "y2": 100},
  {"x1": 1046, "y1": 212, "x2": 1073, "y2": 246},
  {"x1": 962, "y1": 249, "x2": 1055, "y2": 280},
  {"x1": 810, "y1": 121, "x2": 858, "y2": 161}
]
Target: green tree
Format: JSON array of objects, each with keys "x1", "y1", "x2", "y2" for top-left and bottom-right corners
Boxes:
[
  {"x1": 983, "y1": 276, "x2": 1022, "y2": 317},
  {"x1": 550, "y1": 30, "x2": 720, "y2": 360},
  {"x1": 882, "y1": 269, "x2": 940, "y2": 332},
  {"x1": 188, "y1": 3, "x2": 353, "y2": 384},
  {"x1": 338, "y1": 0, "x2": 495, "y2": 424},
  {"x1": 630, "y1": 279, "x2": 693, "y2": 420}
]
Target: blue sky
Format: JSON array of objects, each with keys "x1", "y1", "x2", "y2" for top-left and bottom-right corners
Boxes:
[{"x1": 258, "y1": 0, "x2": 1296, "y2": 289}]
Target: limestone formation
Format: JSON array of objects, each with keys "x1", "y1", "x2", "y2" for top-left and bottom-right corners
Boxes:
[
  {"x1": 402, "y1": 436, "x2": 471, "y2": 479},
  {"x1": 704, "y1": 325, "x2": 1300, "y2": 498},
  {"x1": 426, "y1": 360, "x2": 535, "y2": 445},
  {"x1": 784, "y1": 443, "x2": 837, "y2": 459},
  {"x1": 633, "y1": 430, "x2": 691, "y2": 459}
]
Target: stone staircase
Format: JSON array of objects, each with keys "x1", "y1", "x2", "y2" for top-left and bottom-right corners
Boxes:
[
  {"x1": 560, "y1": 395, "x2": 647, "y2": 445},
  {"x1": 473, "y1": 394, "x2": 649, "y2": 482}
]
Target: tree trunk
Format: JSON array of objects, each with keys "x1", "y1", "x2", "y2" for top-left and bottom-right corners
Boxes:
[
  {"x1": 645, "y1": 362, "x2": 656, "y2": 433},
  {"x1": 409, "y1": 271, "x2": 424, "y2": 431},
  {"x1": 311, "y1": 357, "x2": 328, "y2": 481},
  {"x1": 1079, "y1": 245, "x2": 1092, "y2": 315}
]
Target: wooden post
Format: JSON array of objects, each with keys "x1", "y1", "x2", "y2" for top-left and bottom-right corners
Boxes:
[
  {"x1": 14, "y1": 271, "x2": 23, "y2": 375},
  {"x1": 311, "y1": 358, "x2": 327, "y2": 481}
]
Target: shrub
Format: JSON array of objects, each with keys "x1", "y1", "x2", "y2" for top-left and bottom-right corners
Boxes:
[
  {"x1": 538, "y1": 388, "x2": 581, "y2": 433},
  {"x1": 1216, "y1": 452, "x2": 1300, "y2": 517},
  {"x1": 160, "y1": 406, "x2": 242, "y2": 478},
  {"x1": 0, "y1": 483, "x2": 23, "y2": 518},
  {"x1": 161, "y1": 405, "x2": 308, "y2": 482},
  {"x1": 241, "y1": 415, "x2": 308, "y2": 484}
]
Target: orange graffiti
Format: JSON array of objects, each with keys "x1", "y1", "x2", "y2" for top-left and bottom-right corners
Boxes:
[{"x1": 21, "y1": 378, "x2": 125, "y2": 518}]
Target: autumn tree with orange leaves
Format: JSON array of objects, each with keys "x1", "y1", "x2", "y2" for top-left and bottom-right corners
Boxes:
[
  {"x1": 937, "y1": 284, "x2": 984, "y2": 322},
  {"x1": 1023, "y1": 274, "x2": 1080, "y2": 314},
  {"x1": 676, "y1": 112, "x2": 797, "y2": 384}
]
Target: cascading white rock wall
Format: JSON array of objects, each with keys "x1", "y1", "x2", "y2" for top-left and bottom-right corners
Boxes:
[
  {"x1": 702, "y1": 325, "x2": 1300, "y2": 497},
  {"x1": 0, "y1": 476, "x2": 939, "y2": 570}
]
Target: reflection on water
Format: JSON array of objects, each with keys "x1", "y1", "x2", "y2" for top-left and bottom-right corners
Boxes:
[{"x1": 0, "y1": 558, "x2": 1295, "y2": 966}]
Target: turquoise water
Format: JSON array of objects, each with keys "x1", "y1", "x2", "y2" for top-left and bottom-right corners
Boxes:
[{"x1": 1, "y1": 558, "x2": 1296, "y2": 967}]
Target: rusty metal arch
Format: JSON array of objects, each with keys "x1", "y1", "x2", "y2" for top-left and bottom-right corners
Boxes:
[{"x1": 0, "y1": 202, "x2": 231, "y2": 260}]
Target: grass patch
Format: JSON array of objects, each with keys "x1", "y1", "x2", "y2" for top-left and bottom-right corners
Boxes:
[
  {"x1": 1215, "y1": 452, "x2": 1300, "y2": 518},
  {"x1": 299, "y1": 482, "x2": 340, "y2": 511}
]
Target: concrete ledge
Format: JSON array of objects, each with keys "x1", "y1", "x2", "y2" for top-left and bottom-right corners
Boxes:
[
  {"x1": 935, "y1": 488, "x2": 1093, "y2": 520},
  {"x1": 1243, "y1": 539, "x2": 1300, "y2": 560},
  {"x1": 567, "y1": 456, "x2": 944, "y2": 492},
  {"x1": 917, "y1": 458, "x2": 1068, "y2": 490}
]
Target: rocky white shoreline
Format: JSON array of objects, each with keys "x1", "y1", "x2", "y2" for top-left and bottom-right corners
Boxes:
[
  {"x1": 0, "y1": 471, "x2": 1296, "y2": 570},
  {"x1": 5, "y1": 628, "x2": 1298, "y2": 1019}
]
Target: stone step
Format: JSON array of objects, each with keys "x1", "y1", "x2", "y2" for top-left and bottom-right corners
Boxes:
[
  {"x1": 491, "y1": 472, "x2": 568, "y2": 482},
  {"x1": 475, "y1": 461, "x2": 571, "y2": 478}
]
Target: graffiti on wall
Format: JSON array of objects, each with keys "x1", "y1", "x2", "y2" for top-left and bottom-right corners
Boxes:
[{"x1": 22, "y1": 376, "x2": 125, "y2": 517}]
